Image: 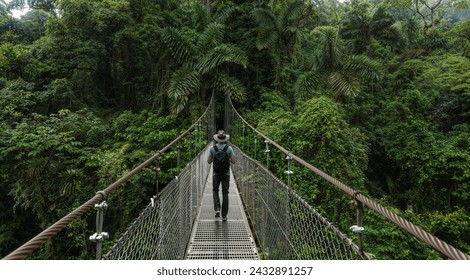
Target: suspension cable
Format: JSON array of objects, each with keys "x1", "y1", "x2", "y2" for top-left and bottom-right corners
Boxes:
[{"x1": 227, "y1": 98, "x2": 470, "y2": 260}]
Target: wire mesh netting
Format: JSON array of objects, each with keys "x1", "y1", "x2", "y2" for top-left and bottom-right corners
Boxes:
[
  {"x1": 232, "y1": 146, "x2": 363, "y2": 260},
  {"x1": 103, "y1": 147, "x2": 210, "y2": 260}
]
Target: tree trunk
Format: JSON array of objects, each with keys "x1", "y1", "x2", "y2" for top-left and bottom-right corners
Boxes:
[{"x1": 204, "y1": 0, "x2": 211, "y2": 13}]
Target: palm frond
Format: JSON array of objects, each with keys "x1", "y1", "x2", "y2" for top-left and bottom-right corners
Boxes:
[
  {"x1": 310, "y1": 26, "x2": 345, "y2": 71},
  {"x1": 167, "y1": 68, "x2": 201, "y2": 113},
  {"x1": 387, "y1": 21, "x2": 409, "y2": 46},
  {"x1": 198, "y1": 22, "x2": 225, "y2": 51},
  {"x1": 59, "y1": 169, "x2": 84, "y2": 197},
  {"x1": 255, "y1": 27, "x2": 279, "y2": 50},
  {"x1": 24, "y1": 157, "x2": 49, "y2": 181},
  {"x1": 160, "y1": 27, "x2": 196, "y2": 67},
  {"x1": 252, "y1": 7, "x2": 286, "y2": 51},
  {"x1": 370, "y1": 6, "x2": 395, "y2": 34},
  {"x1": 403, "y1": 17, "x2": 421, "y2": 42},
  {"x1": 282, "y1": 0, "x2": 305, "y2": 25},
  {"x1": 294, "y1": 71, "x2": 320, "y2": 103},
  {"x1": 418, "y1": 34, "x2": 448, "y2": 51},
  {"x1": 214, "y1": 5, "x2": 238, "y2": 25},
  {"x1": 197, "y1": 44, "x2": 248, "y2": 74},
  {"x1": 252, "y1": 7, "x2": 277, "y2": 28},
  {"x1": 328, "y1": 71, "x2": 361, "y2": 99},
  {"x1": 209, "y1": 72, "x2": 246, "y2": 103},
  {"x1": 343, "y1": 55, "x2": 382, "y2": 81},
  {"x1": 191, "y1": 3, "x2": 210, "y2": 31}
]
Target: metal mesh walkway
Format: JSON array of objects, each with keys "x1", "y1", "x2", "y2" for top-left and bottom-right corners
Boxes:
[{"x1": 185, "y1": 166, "x2": 259, "y2": 260}]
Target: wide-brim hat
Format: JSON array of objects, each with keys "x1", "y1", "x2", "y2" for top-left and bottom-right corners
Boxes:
[{"x1": 213, "y1": 130, "x2": 230, "y2": 143}]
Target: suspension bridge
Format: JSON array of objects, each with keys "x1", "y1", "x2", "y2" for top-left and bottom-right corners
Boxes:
[{"x1": 2, "y1": 96, "x2": 469, "y2": 260}]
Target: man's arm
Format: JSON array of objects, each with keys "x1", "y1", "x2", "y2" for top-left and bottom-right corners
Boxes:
[
  {"x1": 229, "y1": 147, "x2": 236, "y2": 164},
  {"x1": 208, "y1": 155, "x2": 213, "y2": 164}
]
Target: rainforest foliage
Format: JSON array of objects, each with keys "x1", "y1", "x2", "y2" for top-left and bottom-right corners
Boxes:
[{"x1": 1, "y1": 0, "x2": 469, "y2": 259}]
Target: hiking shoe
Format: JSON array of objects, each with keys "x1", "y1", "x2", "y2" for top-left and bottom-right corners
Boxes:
[
  {"x1": 222, "y1": 217, "x2": 227, "y2": 222},
  {"x1": 215, "y1": 211, "x2": 220, "y2": 218}
]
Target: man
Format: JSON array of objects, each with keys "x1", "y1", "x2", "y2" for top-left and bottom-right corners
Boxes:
[{"x1": 207, "y1": 130, "x2": 235, "y2": 222}]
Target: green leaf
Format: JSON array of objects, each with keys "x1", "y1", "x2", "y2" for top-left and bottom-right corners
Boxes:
[
  {"x1": 209, "y1": 72, "x2": 246, "y2": 103},
  {"x1": 167, "y1": 68, "x2": 201, "y2": 113},
  {"x1": 197, "y1": 44, "x2": 248, "y2": 74},
  {"x1": 161, "y1": 27, "x2": 196, "y2": 67},
  {"x1": 294, "y1": 71, "x2": 319, "y2": 102},
  {"x1": 328, "y1": 71, "x2": 361, "y2": 98}
]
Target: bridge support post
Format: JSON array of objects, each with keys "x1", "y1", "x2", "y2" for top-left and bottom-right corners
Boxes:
[
  {"x1": 89, "y1": 191, "x2": 109, "y2": 260},
  {"x1": 285, "y1": 155, "x2": 294, "y2": 188},
  {"x1": 254, "y1": 135, "x2": 258, "y2": 160},
  {"x1": 155, "y1": 157, "x2": 161, "y2": 195},
  {"x1": 242, "y1": 123, "x2": 246, "y2": 151},
  {"x1": 265, "y1": 140, "x2": 270, "y2": 169},
  {"x1": 351, "y1": 191, "x2": 365, "y2": 258}
]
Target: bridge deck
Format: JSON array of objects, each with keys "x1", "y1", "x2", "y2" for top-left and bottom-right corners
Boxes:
[{"x1": 185, "y1": 167, "x2": 259, "y2": 259}]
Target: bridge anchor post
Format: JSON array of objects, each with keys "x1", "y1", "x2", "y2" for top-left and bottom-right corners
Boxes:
[{"x1": 89, "y1": 191, "x2": 109, "y2": 260}]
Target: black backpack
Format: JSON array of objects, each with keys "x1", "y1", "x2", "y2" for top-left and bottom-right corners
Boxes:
[{"x1": 213, "y1": 145, "x2": 230, "y2": 174}]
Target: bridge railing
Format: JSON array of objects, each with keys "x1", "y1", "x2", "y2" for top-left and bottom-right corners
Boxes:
[
  {"x1": 103, "y1": 145, "x2": 211, "y2": 260},
  {"x1": 2, "y1": 96, "x2": 215, "y2": 260},
  {"x1": 232, "y1": 145, "x2": 365, "y2": 260},
  {"x1": 225, "y1": 97, "x2": 470, "y2": 260}
]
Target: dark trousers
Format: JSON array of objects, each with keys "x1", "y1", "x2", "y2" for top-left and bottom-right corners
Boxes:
[{"x1": 213, "y1": 173, "x2": 230, "y2": 218}]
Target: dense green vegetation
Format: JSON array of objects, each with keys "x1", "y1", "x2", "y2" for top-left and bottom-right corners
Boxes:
[{"x1": 1, "y1": 0, "x2": 469, "y2": 259}]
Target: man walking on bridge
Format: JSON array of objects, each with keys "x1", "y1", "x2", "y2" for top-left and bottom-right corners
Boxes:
[{"x1": 208, "y1": 130, "x2": 235, "y2": 222}]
